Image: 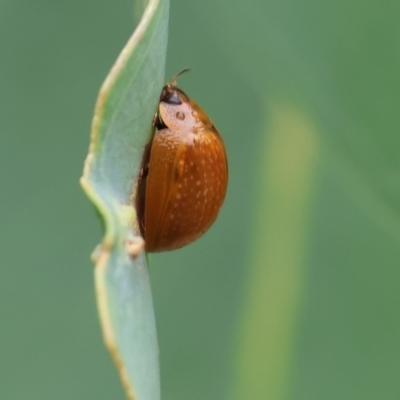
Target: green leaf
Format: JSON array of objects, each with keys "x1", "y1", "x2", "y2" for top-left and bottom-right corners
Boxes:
[{"x1": 80, "y1": 1, "x2": 169, "y2": 399}]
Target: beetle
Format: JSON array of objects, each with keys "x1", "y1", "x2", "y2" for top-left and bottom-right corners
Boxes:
[{"x1": 137, "y1": 70, "x2": 228, "y2": 252}]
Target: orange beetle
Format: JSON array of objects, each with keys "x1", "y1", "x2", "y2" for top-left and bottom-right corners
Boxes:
[{"x1": 137, "y1": 70, "x2": 228, "y2": 252}]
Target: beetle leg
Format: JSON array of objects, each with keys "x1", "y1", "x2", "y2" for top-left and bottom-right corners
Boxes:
[
  {"x1": 140, "y1": 164, "x2": 149, "y2": 180},
  {"x1": 152, "y1": 111, "x2": 167, "y2": 130},
  {"x1": 140, "y1": 217, "x2": 146, "y2": 233},
  {"x1": 152, "y1": 112, "x2": 160, "y2": 128}
]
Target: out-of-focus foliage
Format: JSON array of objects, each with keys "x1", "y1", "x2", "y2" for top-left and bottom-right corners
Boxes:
[{"x1": 0, "y1": 1, "x2": 399, "y2": 400}]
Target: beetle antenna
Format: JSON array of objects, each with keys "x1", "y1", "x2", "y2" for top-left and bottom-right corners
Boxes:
[{"x1": 170, "y1": 68, "x2": 191, "y2": 87}]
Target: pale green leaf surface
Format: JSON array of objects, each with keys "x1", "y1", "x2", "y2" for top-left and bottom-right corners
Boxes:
[{"x1": 80, "y1": 1, "x2": 169, "y2": 399}]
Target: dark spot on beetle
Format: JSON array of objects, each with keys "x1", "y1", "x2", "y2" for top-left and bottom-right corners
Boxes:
[
  {"x1": 163, "y1": 92, "x2": 182, "y2": 105},
  {"x1": 176, "y1": 111, "x2": 185, "y2": 120},
  {"x1": 160, "y1": 85, "x2": 190, "y2": 105},
  {"x1": 174, "y1": 165, "x2": 182, "y2": 181}
]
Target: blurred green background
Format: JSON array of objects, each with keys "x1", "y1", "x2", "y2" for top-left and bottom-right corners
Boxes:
[{"x1": 1, "y1": 1, "x2": 400, "y2": 399}]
